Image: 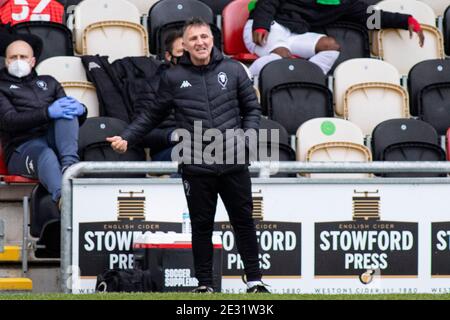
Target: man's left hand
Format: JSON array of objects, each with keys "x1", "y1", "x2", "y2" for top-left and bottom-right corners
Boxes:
[{"x1": 63, "y1": 96, "x2": 86, "y2": 116}]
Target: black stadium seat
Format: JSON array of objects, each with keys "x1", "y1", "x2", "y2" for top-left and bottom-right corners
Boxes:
[
  {"x1": 444, "y1": 5, "x2": 450, "y2": 56},
  {"x1": 59, "y1": 0, "x2": 82, "y2": 10},
  {"x1": 371, "y1": 119, "x2": 446, "y2": 177},
  {"x1": 78, "y1": 117, "x2": 146, "y2": 177},
  {"x1": 259, "y1": 59, "x2": 333, "y2": 135},
  {"x1": 58, "y1": 0, "x2": 83, "y2": 24},
  {"x1": 198, "y1": 0, "x2": 232, "y2": 16},
  {"x1": 419, "y1": 82, "x2": 450, "y2": 135},
  {"x1": 358, "y1": 0, "x2": 379, "y2": 6},
  {"x1": 148, "y1": 0, "x2": 221, "y2": 59},
  {"x1": 259, "y1": 117, "x2": 290, "y2": 147},
  {"x1": 257, "y1": 117, "x2": 296, "y2": 177},
  {"x1": 408, "y1": 59, "x2": 450, "y2": 134},
  {"x1": 12, "y1": 21, "x2": 74, "y2": 63},
  {"x1": 312, "y1": 22, "x2": 370, "y2": 73}
]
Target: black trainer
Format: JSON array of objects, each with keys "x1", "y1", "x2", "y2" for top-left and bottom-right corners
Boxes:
[
  {"x1": 192, "y1": 285, "x2": 214, "y2": 293},
  {"x1": 247, "y1": 283, "x2": 270, "y2": 293}
]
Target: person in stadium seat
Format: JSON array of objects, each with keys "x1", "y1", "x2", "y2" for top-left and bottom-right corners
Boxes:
[
  {"x1": 134, "y1": 29, "x2": 184, "y2": 162},
  {"x1": 0, "y1": 0, "x2": 64, "y2": 26},
  {"x1": 244, "y1": 0, "x2": 425, "y2": 77},
  {"x1": 0, "y1": 34, "x2": 86, "y2": 207},
  {"x1": 108, "y1": 18, "x2": 269, "y2": 294}
]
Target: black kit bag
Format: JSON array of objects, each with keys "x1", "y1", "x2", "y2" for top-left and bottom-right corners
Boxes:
[{"x1": 95, "y1": 269, "x2": 162, "y2": 293}]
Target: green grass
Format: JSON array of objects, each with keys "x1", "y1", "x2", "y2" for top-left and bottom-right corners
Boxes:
[{"x1": 1, "y1": 293, "x2": 450, "y2": 300}]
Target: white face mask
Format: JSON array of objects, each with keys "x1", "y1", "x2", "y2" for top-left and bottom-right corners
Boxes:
[{"x1": 7, "y1": 59, "x2": 32, "y2": 78}]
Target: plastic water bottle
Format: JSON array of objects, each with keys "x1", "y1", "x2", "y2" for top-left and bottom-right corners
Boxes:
[{"x1": 182, "y1": 208, "x2": 191, "y2": 234}]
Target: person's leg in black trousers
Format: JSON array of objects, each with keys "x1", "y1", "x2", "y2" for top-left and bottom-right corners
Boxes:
[
  {"x1": 182, "y1": 174, "x2": 218, "y2": 287},
  {"x1": 218, "y1": 169, "x2": 262, "y2": 282}
]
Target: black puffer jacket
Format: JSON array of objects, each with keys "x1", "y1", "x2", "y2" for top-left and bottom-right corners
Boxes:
[
  {"x1": 250, "y1": 0, "x2": 411, "y2": 34},
  {"x1": 132, "y1": 63, "x2": 177, "y2": 158},
  {"x1": 0, "y1": 68, "x2": 86, "y2": 163},
  {"x1": 121, "y1": 48, "x2": 261, "y2": 175}
]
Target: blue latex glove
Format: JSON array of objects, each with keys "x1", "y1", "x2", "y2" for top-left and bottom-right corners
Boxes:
[
  {"x1": 61, "y1": 96, "x2": 85, "y2": 117},
  {"x1": 48, "y1": 97, "x2": 77, "y2": 120}
]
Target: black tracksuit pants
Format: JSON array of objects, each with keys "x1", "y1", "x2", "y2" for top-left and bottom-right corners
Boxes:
[{"x1": 182, "y1": 168, "x2": 262, "y2": 287}]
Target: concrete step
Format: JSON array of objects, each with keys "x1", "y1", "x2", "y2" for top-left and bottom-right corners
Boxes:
[
  {"x1": 0, "y1": 264, "x2": 60, "y2": 292},
  {"x1": 0, "y1": 265, "x2": 23, "y2": 278},
  {"x1": 0, "y1": 246, "x2": 21, "y2": 262},
  {"x1": 0, "y1": 184, "x2": 34, "y2": 202},
  {"x1": 0, "y1": 203, "x2": 24, "y2": 246},
  {"x1": 0, "y1": 184, "x2": 34, "y2": 245},
  {"x1": 0, "y1": 278, "x2": 32, "y2": 291}
]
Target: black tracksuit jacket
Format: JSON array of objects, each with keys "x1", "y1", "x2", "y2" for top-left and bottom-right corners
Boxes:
[
  {"x1": 250, "y1": 0, "x2": 411, "y2": 34},
  {"x1": 120, "y1": 48, "x2": 262, "y2": 175},
  {"x1": 0, "y1": 68, "x2": 86, "y2": 163}
]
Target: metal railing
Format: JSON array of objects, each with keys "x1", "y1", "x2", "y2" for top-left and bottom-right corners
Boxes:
[{"x1": 60, "y1": 161, "x2": 450, "y2": 293}]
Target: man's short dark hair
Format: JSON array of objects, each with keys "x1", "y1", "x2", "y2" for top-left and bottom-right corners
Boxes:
[
  {"x1": 182, "y1": 17, "x2": 211, "y2": 35},
  {"x1": 164, "y1": 29, "x2": 183, "y2": 54}
]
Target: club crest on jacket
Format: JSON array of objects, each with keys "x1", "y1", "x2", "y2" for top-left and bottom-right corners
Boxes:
[
  {"x1": 218, "y1": 72, "x2": 228, "y2": 89},
  {"x1": 36, "y1": 80, "x2": 48, "y2": 91}
]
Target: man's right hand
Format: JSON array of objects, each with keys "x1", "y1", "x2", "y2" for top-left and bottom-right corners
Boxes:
[
  {"x1": 106, "y1": 136, "x2": 128, "y2": 153},
  {"x1": 253, "y1": 29, "x2": 269, "y2": 46}
]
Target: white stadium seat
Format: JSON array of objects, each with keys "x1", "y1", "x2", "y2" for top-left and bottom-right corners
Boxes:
[
  {"x1": 127, "y1": 0, "x2": 160, "y2": 16},
  {"x1": 296, "y1": 118, "x2": 365, "y2": 161},
  {"x1": 419, "y1": 0, "x2": 450, "y2": 16},
  {"x1": 306, "y1": 142, "x2": 372, "y2": 178},
  {"x1": 73, "y1": 0, "x2": 142, "y2": 54},
  {"x1": 36, "y1": 56, "x2": 100, "y2": 118},
  {"x1": 82, "y1": 21, "x2": 149, "y2": 62},
  {"x1": 297, "y1": 118, "x2": 371, "y2": 178},
  {"x1": 36, "y1": 56, "x2": 88, "y2": 82},
  {"x1": 61, "y1": 82, "x2": 100, "y2": 118},
  {"x1": 344, "y1": 82, "x2": 409, "y2": 136},
  {"x1": 333, "y1": 58, "x2": 401, "y2": 116},
  {"x1": 373, "y1": 0, "x2": 444, "y2": 75}
]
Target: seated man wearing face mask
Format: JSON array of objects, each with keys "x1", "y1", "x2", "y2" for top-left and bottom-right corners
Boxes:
[{"x1": 0, "y1": 34, "x2": 87, "y2": 206}]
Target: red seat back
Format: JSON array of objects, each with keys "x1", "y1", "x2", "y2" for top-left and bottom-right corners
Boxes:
[
  {"x1": 0, "y1": 140, "x2": 9, "y2": 175},
  {"x1": 0, "y1": 140, "x2": 38, "y2": 183},
  {"x1": 447, "y1": 128, "x2": 450, "y2": 161},
  {"x1": 222, "y1": 0, "x2": 258, "y2": 62}
]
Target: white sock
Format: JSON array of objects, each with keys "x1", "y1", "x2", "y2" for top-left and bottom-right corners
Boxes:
[
  {"x1": 309, "y1": 50, "x2": 340, "y2": 75},
  {"x1": 247, "y1": 280, "x2": 263, "y2": 289},
  {"x1": 249, "y1": 53, "x2": 282, "y2": 78}
]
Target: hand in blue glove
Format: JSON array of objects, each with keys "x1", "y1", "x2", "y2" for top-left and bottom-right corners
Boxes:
[
  {"x1": 64, "y1": 96, "x2": 86, "y2": 116},
  {"x1": 48, "y1": 97, "x2": 77, "y2": 120}
]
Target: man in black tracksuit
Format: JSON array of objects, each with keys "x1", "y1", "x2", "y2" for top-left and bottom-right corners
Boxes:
[
  {"x1": 0, "y1": 34, "x2": 86, "y2": 204},
  {"x1": 244, "y1": 0, "x2": 425, "y2": 76},
  {"x1": 108, "y1": 18, "x2": 268, "y2": 293}
]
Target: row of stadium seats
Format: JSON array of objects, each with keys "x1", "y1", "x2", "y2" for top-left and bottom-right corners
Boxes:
[
  {"x1": 295, "y1": 117, "x2": 446, "y2": 178},
  {"x1": 58, "y1": 0, "x2": 450, "y2": 27},
  {"x1": 1, "y1": 116, "x2": 448, "y2": 183},
  {"x1": 59, "y1": 0, "x2": 231, "y2": 18},
  {"x1": 4, "y1": 0, "x2": 449, "y2": 74},
  {"x1": 28, "y1": 54, "x2": 450, "y2": 149},
  {"x1": 225, "y1": 0, "x2": 446, "y2": 76},
  {"x1": 259, "y1": 57, "x2": 450, "y2": 138}
]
